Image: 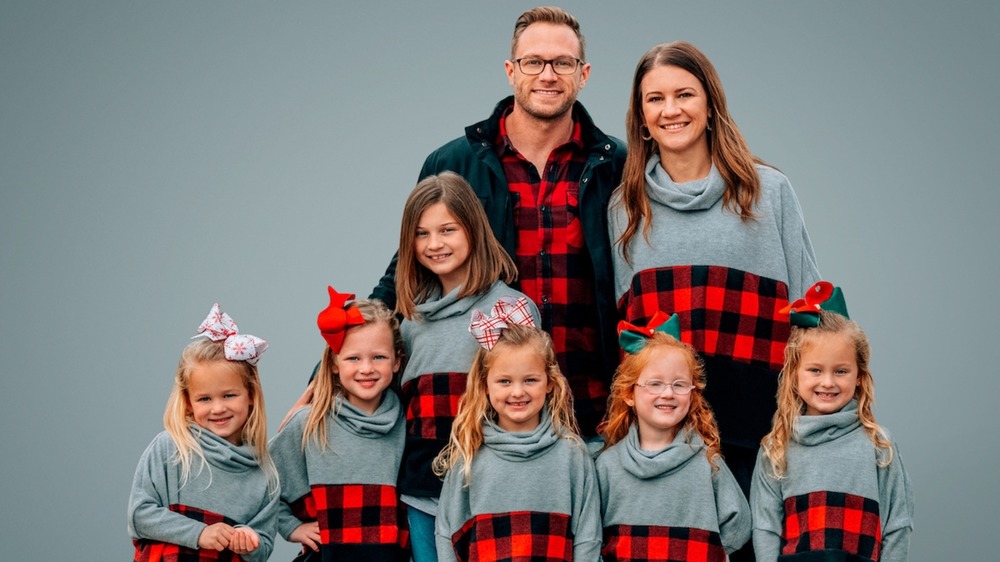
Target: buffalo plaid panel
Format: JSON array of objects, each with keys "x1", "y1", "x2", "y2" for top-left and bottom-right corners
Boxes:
[
  {"x1": 499, "y1": 113, "x2": 607, "y2": 438},
  {"x1": 619, "y1": 265, "x2": 791, "y2": 372},
  {"x1": 402, "y1": 372, "x2": 467, "y2": 441},
  {"x1": 312, "y1": 483, "x2": 408, "y2": 548},
  {"x1": 451, "y1": 510, "x2": 573, "y2": 562},
  {"x1": 601, "y1": 524, "x2": 726, "y2": 562},
  {"x1": 289, "y1": 492, "x2": 317, "y2": 522},
  {"x1": 781, "y1": 491, "x2": 882, "y2": 560},
  {"x1": 133, "y1": 505, "x2": 239, "y2": 562}
]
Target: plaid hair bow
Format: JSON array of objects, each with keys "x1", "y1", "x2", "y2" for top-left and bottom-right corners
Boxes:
[
  {"x1": 192, "y1": 303, "x2": 268, "y2": 365},
  {"x1": 617, "y1": 311, "x2": 681, "y2": 354},
  {"x1": 317, "y1": 285, "x2": 365, "y2": 353},
  {"x1": 779, "y1": 280, "x2": 850, "y2": 327},
  {"x1": 469, "y1": 296, "x2": 536, "y2": 350}
]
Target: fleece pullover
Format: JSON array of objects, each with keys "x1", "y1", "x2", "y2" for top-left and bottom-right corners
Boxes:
[
  {"x1": 435, "y1": 410, "x2": 602, "y2": 562},
  {"x1": 127, "y1": 427, "x2": 279, "y2": 562},
  {"x1": 609, "y1": 158, "x2": 821, "y2": 456},
  {"x1": 750, "y1": 401, "x2": 914, "y2": 562},
  {"x1": 270, "y1": 392, "x2": 407, "y2": 561},
  {"x1": 596, "y1": 426, "x2": 751, "y2": 560},
  {"x1": 398, "y1": 281, "x2": 539, "y2": 516}
]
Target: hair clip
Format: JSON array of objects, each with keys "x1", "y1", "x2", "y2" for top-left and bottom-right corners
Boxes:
[
  {"x1": 469, "y1": 296, "x2": 536, "y2": 350},
  {"x1": 780, "y1": 280, "x2": 850, "y2": 327},
  {"x1": 317, "y1": 285, "x2": 366, "y2": 353},
  {"x1": 192, "y1": 303, "x2": 268, "y2": 365},
  {"x1": 617, "y1": 311, "x2": 681, "y2": 355}
]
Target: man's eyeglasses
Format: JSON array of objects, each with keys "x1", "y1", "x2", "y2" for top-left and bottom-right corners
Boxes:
[{"x1": 513, "y1": 57, "x2": 582, "y2": 76}]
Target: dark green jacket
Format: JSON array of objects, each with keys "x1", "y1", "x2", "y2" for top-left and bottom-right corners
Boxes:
[{"x1": 371, "y1": 96, "x2": 626, "y2": 377}]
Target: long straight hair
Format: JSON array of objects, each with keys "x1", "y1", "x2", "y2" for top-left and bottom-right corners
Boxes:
[
  {"x1": 395, "y1": 172, "x2": 516, "y2": 320},
  {"x1": 616, "y1": 41, "x2": 765, "y2": 262}
]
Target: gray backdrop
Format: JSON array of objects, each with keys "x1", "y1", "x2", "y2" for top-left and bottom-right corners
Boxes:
[{"x1": 2, "y1": 1, "x2": 996, "y2": 559}]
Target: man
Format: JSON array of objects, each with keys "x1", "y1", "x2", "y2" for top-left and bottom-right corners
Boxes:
[{"x1": 372, "y1": 6, "x2": 626, "y2": 439}]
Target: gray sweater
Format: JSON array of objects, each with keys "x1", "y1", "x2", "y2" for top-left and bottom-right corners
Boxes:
[
  {"x1": 435, "y1": 410, "x2": 602, "y2": 562},
  {"x1": 127, "y1": 428, "x2": 279, "y2": 562},
  {"x1": 269, "y1": 393, "x2": 405, "y2": 540},
  {"x1": 750, "y1": 401, "x2": 914, "y2": 562},
  {"x1": 609, "y1": 157, "x2": 820, "y2": 304},
  {"x1": 596, "y1": 425, "x2": 751, "y2": 557},
  {"x1": 399, "y1": 281, "x2": 539, "y2": 515}
]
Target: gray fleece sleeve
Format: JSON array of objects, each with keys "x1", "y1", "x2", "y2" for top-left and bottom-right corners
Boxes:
[
  {"x1": 878, "y1": 441, "x2": 915, "y2": 562},
  {"x1": 127, "y1": 435, "x2": 205, "y2": 549},
  {"x1": 749, "y1": 450, "x2": 783, "y2": 562},
  {"x1": 713, "y1": 460, "x2": 752, "y2": 554}
]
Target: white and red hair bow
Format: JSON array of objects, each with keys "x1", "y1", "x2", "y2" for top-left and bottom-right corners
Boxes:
[
  {"x1": 192, "y1": 303, "x2": 268, "y2": 365},
  {"x1": 468, "y1": 296, "x2": 536, "y2": 350}
]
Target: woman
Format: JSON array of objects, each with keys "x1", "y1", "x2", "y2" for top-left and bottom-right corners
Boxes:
[{"x1": 608, "y1": 40, "x2": 820, "y2": 522}]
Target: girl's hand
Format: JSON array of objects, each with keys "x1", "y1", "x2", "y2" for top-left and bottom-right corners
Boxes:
[
  {"x1": 279, "y1": 381, "x2": 315, "y2": 431},
  {"x1": 198, "y1": 522, "x2": 235, "y2": 550},
  {"x1": 228, "y1": 527, "x2": 260, "y2": 554},
  {"x1": 290, "y1": 521, "x2": 321, "y2": 552}
]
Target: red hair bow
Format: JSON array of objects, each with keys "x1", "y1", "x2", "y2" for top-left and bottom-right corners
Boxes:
[{"x1": 317, "y1": 286, "x2": 365, "y2": 353}]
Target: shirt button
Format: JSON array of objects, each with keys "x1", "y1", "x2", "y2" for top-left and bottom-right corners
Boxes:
[
  {"x1": 582, "y1": 177, "x2": 589, "y2": 183},
  {"x1": 540, "y1": 206, "x2": 547, "y2": 212},
  {"x1": 482, "y1": 142, "x2": 489, "y2": 147},
  {"x1": 539, "y1": 250, "x2": 546, "y2": 256},
  {"x1": 541, "y1": 296, "x2": 549, "y2": 304}
]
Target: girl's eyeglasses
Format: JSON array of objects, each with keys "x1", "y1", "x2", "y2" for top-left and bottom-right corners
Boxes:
[{"x1": 635, "y1": 380, "x2": 695, "y2": 396}]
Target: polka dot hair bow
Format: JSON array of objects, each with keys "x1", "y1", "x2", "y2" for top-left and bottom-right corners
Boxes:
[
  {"x1": 469, "y1": 296, "x2": 536, "y2": 350},
  {"x1": 192, "y1": 303, "x2": 268, "y2": 365},
  {"x1": 317, "y1": 285, "x2": 365, "y2": 353},
  {"x1": 617, "y1": 311, "x2": 681, "y2": 355},
  {"x1": 779, "y1": 280, "x2": 850, "y2": 327}
]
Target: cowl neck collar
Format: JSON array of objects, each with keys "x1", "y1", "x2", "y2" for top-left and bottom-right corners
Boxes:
[
  {"x1": 793, "y1": 399, "x2": 861, "y2": 446},
  {"x1": 333, "y1": 391, "x2": 401, "y2": 439},
  {"x1": 190, "y1": 424, "x2": 258, "y2": 473},
  {"x1": 645, "y1": 154, "x2": 726, "y2": 211},
  {"x1": 483, "y1": 408, "x2": 560, "y2": 462},
  {"x1": 616, "y1": 424, "x2": 703, "y2": 480},
  {"x1": 417, "y1": 282, "x2": 501, "y2": 322}
]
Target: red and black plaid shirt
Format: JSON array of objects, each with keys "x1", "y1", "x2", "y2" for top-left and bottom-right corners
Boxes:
[{"x1": 497, "y1": 110, "x2": 606, "y2": 437}]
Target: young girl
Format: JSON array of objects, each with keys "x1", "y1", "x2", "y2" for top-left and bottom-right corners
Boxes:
[
  {"x1": 394, "y1": 172, "x2": 540, "y2": 562},
  {"x1": 751, "y1": 282, "x2": 914, "y2": 562},
  {"x1": 433, "y1": 300, "x2": 601, "y2": 562},
  {"x1": 598, "y1": 311, "x2": 751, "y2": 561},
  {"x1": 269, "y1": 287, "x2": 409, "y2": 561},
  {"x1": 128, "y1": 303, "x2": 279, "y2": 562}
]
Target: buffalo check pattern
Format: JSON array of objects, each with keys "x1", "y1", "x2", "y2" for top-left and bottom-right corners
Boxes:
[
  {"x1": 498, "y1": 113, "x2": 607, "y2": 437},
  {"x1": 601, "y1": 525, "x2": 726, "y2": 562},
  {"x1": 133, "y1": 505, "x2": 239, "y2": 562},
  {"x1": 402, "y1": 372, "x2": 467, "y2": 441},
  {"x1": 451, "y1": 511, "x2": 573, "y2": 562},
  {"x1": 312, "y1": 483, "x2": 408, "y2": 548},
  {"x1": 781, "y1": 491, "x2": 882, "y2": 560},
  {"x1": 619, "y1": 265, "x2": 791, "y2": 372}
]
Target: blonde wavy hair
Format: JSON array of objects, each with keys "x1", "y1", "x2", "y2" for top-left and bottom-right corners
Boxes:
[
  {"x1": 761, "y1": 312, "x2": 893, "y2": 478},
  {"x1": 433, "y1": 324, "x2": 580, "y2": 485},
  {"x1": 602, "y1": 333, "x2": 722, "y2": 470},
  {"x1": 301, "y1": 298, "x2": 404, "y2": 451},
  {"x1": 163, "y1": 337, "x2": 278, "y2": 493}
]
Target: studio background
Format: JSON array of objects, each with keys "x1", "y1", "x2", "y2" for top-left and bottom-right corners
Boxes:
[{"x1": 2, "y1": 2, "x2": 995, "y2": 559}]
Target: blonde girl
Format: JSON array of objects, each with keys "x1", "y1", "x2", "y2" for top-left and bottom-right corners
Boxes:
[
  {"x1": 269, "y1": 288, "x2": 409, "y2": 562},
  {"x1": 597, "y1": 312, "x2": 751, "y2": 561},
  {"x1": 128, "y1": 304, "x2": 279, "y2": 562},
  {"x1": 751, "y1": 282, "x2": 914, "y2": 562},
  {"x1": 433, "y1": 301, "x2": 601, "y2": 562},
  {"x1": 394, "y1": 172, "x2": 539, "y2": 562}
]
